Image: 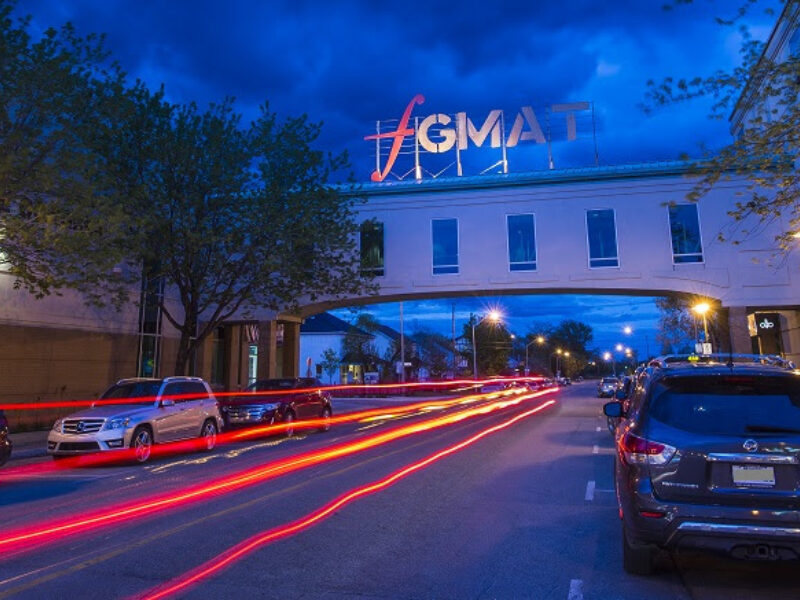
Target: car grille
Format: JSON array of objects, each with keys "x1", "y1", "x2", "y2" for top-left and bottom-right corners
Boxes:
[
  {"x1": 227, "y1": 405, "x2": 267, "y2": 421},
  {"x1": 62, "y1": 418, "x2": 106, "y2": 434},
  {"x1": 58, "y1": 442, "x2": 101, "y2": 452}
]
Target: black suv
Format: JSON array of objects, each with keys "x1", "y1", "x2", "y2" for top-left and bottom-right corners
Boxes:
[
  {"x1": 604, "y1": 355, "x2": 800, "y2": 574},
  {"x1": 0, "y1": 410, "x2": 11, "y2": 467}
]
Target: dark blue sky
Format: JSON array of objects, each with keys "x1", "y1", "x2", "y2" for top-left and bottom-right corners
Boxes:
[{"x1": 18, "y1": 0, "x2": 780, "y2": 356}]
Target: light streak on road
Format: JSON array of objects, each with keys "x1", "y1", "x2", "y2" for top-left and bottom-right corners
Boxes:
[
  {"x1": 0, "y1": 377, "x2": 546, "y2": 411},
  {"x1": 137, "y1": 398, "x2": 558, "y2": 600},
  {"x1": 0, "y1": 390, "x2": 557, "y2": 557},
  {"x1": 0, "y1": 388, "x2": 526, "y2": 479}
]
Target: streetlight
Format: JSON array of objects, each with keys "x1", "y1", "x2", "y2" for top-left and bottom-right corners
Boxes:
[
  {"x1": 525, "y1": 335, "x2": 546, "y2": 373},
  {"x1": 623, "y1": 326, "x2": 633, "y2": 335},
  {"x1": 472, "y1": 310, "x2": 502, "y2": 379},
  {"x1": 692, "y1": 302, "x2": 711, "y2": 344},
  {"x1": 551, "y1": 348, "x2": 569, "y2": 377},
  {"x1": 603, "y1": 350, "x2": 615, "y2": 376}
]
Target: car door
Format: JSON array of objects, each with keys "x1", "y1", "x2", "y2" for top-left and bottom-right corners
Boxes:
[
  {"x1": 154, "y1": 382, "x2": 188, "y2": 442},
  {"x1": 302, "y1": 378, "x2": 325, "y2": 419},
  {"x1": 176, "y1": 381, "x2": 210, "y2": 439}
]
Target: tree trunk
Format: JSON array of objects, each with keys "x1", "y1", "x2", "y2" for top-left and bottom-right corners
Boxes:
[{"x1": 174, "y1": 328, "x2": 194, "y2": 375}]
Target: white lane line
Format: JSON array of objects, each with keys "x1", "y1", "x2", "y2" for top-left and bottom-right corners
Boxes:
[
  {"x1": 595, "y1": 426, "x2": 602, "y2": 432},
  {"x1": 592, "y1": 444, "x2": 599, "y2": 454},
  {"x1": 568, "y1": 578, "x2": 584, "y2": 600},
  {"x1": 585, "y1": 480, "x2": 596, "y2": 501}
]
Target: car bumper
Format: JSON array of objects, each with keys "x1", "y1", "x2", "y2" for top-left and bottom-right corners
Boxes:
[
  {"x1": 223, "y1": 411, "x2": 278, "y2": 428},
  {"x1": 623, "y1": 487, "x2": 800, "y2": 557},
  {"x1": 47, "y1": 429, "x2": 132, "y2": 455}
]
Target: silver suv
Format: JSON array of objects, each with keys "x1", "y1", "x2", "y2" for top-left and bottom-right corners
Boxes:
[{"x1": 47, "y1": 377, "x2": 224, "y2": 463}]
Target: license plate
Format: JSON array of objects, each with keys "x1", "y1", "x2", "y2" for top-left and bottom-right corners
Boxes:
[{"x1": 732, "y1": 464, "x2": 775, "y2": 488}]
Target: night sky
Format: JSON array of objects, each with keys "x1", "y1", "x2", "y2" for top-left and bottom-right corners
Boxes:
[{"x1": 17, "y1": 1, "x2": 780, "y2": 357}]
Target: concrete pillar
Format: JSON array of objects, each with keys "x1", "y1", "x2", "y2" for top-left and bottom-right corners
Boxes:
[
  {"x1": 780, "y1": 310, "x2": 800, "y2": 364},
  {"x1": 257, "y1": 320, "x2": 278, "y2": 380},
  {"x1": 726, "y1": 306, "x2": 752, "y2": 355},
  {"x1": 281, "y1": 321, "x2": 300, "y2": 378}
]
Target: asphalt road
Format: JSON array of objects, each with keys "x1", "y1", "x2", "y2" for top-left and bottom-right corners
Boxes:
[{"x1": 0, "y1": 383, "x2": 798, "y2": 599}]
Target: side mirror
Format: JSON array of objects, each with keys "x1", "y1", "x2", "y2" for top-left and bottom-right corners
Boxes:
[
  {"x1": 614, "y1": 389, "x2": 628, "y2": 401},
  {"x1": 603, "y1": 401, "x2": 624, "y2": 418},
  {"x1": 161, "y1": 399, "x2": 175, "y2": 407}
]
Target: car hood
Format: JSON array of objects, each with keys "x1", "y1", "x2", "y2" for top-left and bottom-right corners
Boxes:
[{"x1": 60, "y1": 404, "x2": 156, "y2": 420}]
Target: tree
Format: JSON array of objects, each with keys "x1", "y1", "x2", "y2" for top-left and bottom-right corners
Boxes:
[
  {"x1": 645, "y1": 2, "x2": 799, "y2": 253},
  {"x1": 318, "y1": 348, "x2": 339, "y2": 384},
  {"x1": 105, "y1": 93, "x2": 375, "y2": 374},
  {"x1": 410, "y1": 329, "x2": 452, "y2": 379},
  {"x1": 655, "y1": 297, "x2": 696, "y2": 354},
  {"x1": 0, "y1": 1, "x2": 134, "y2": 307},
  {"x1": 462, "y1": 316, "x2": 512, "y2": 377}
]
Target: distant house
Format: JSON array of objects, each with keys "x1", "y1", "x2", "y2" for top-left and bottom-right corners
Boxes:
[{"x1": 299, "y1": 312, "x2": 373, "y2": 384}]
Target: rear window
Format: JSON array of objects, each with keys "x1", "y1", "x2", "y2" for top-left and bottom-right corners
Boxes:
[
  {"x1": 648, "y1": 375, "x2": 800, "y2": 435},
  {"x1": 248, "y1": 379, "x2": 297, "y2": 392},
  {"x1": 602, "y1": 378, "x2": 618, "y2": 384}
]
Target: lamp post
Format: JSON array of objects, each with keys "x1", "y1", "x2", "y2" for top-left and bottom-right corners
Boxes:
[
  {"x1": 551, "y1": 348, "x2": 569, "y2": 377},
  {"x1": 603, "y1": 351, "x2": 614, "y2": 376},
  {"x1": 692, "y1": 302, "x2": 711, "y2": 346},
  {"x1": 472, "y1": 310, "x2": 502, "y2": 379},
  {"x1": 525, "y1": 335, "x2": 545, "y2": 374}
]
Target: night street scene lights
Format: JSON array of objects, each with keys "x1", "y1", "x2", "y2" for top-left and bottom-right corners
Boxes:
[
  {"x1": 692, "y1": 301, "x2": 711, "y2": 345},
  {"x1": 471, "y1": 310, "x2": 502, "y2": 379},
  {"x1": 524, "y1": 335, "x2": 546, "y2": 374}
]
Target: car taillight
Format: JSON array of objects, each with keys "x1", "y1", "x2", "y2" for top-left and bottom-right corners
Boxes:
[{"x1": 618, "y1": 431, "x2": 676, "y2": 466}]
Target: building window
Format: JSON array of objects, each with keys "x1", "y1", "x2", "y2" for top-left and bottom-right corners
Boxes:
[
  {"x1": 136, "y1": 269, "x2": 164, "y2": 377},
  {"x1": 668, "y1": 204, "x2": 703, "y2": 264},
  {"x1": 211, "y1": 327, "x2": 225, "y2": 386},
  {"x1": 432, "y1": 218, "x2": 459, "y2": 274},
  {"x1": 507, "y1": 214, "x2": 537, "y2": 271},
  {"x1": 360, "y1": 221, "x2": 384, "y2": 276},
  {"x1": 586, "y1": 209, "x2": 619, "y2": 268}
]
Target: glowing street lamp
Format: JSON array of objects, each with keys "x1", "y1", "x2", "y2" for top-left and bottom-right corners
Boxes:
[
  {"x1": 472, "y1": 310, "x2": 503, "y2": 379},
  {"x1": 692, "y1": 302, "x2": 711, "y2": 343},
  {"x1": 623, "y1": 326, "x2": 633, "y2": 335},
  {"x1": 525, "y1": 335, "x2": 546, "y2": 373}
]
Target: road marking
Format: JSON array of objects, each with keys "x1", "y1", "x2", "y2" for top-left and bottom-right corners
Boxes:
[
  {"x1": 585, "y1": 480, "x2": 595, "y2": 501},
  {"x1": 568, "y1": 578, "x2": 584, "y2": 600},
  {"x1": 592, "y1": 444, "x2": 599, "y2": 454}
]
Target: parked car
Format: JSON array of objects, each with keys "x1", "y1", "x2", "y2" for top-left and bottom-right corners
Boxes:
[
  {"x1": 597, "y1": 377, "x2": 619, "y2": 398},
  {"x1": 0, "y1": 410, "x2": 11, "y2": 467},
  {"x1": 47, "y1": 377, "x2": 223, "y2": 463},
  {"x1": 603, "y1": 355, "x2": 800, "y2": 575},
  {"x1": 218, "y1": 377, "x2": 332, "y2": 435}
]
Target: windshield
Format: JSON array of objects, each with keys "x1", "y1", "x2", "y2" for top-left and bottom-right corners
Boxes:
[
  {"x1": 100, "y1": 381, "x2": 162, "y2": 403},
  {"x1": 648, "y1": 375, "x2": 800, "y2": 435},
  {"x1": 602, "y1": 378, "x2": 617, "y2": 384}
]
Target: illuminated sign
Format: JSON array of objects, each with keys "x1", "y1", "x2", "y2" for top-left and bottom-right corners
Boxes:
[
  {"x1": 364, "y1": 94, "x2": 594, "y2": 182},
  {"x1": 757, "y1": 313, "x2": 778, "y2": 331}
]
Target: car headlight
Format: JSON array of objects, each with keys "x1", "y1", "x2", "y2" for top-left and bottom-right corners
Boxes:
[
  {"x1": 104, "y1": 417, "x2": 131, "y2": 430},
  {"x1": 52, "y1": 419, "x2": 63, "y2": 432}
]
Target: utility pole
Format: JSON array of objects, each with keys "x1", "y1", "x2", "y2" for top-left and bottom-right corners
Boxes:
[{"x1": 399, "y1": 302, "x2": 405, "y2": 383}]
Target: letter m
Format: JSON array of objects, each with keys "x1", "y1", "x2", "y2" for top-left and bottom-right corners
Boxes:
[{"x1": 457, "y1": 109, "x2": 502, "y2": 150}]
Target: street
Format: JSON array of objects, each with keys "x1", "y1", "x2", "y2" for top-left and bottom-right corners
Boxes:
[{"x1": 1, "y1": 384, "x2": 798, "y2": 599}]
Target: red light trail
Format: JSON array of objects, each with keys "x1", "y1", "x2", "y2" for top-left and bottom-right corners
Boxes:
[
  {"x1": 0, "y1": 377, "x2": 546, "y2": 411},
  {"x1": 0, "y1": 387, "x2": 532, "y2": 479},
  {"x1": 0, "y1": 390, "x2": 556, "y2": 557},
  {"x1": 137, "y1": 398, "x2": 557, "y2": 600}
]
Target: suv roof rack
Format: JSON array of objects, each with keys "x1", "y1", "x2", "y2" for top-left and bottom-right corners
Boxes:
[{"x1": 648, "y1": 353, "x2": 796, "y2": 370}]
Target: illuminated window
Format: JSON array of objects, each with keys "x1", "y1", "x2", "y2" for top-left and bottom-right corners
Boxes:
[
  {"x1": 668, "y1": 204, "x2": 703, "y2": 264},
  {"x1": 507, "y1": 214, "x2": 537, "y2": 271},
  {"x1": 432, "y1": 218, "x2": 459, "y2": 274},
  {"x1": 360, "y1": 221, "x2": 384, "y2": 276},
  {"x1": 586, "y1": 209, "x2": 619, "y2": 268}
]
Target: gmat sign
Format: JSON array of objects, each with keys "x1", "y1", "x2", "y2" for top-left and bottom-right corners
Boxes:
[{"x1": 364, "y1": 94, "x2": 594, "y2": 182}]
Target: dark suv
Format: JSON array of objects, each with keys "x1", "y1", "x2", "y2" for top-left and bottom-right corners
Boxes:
[
  {"x1": 219, "y1": 378, "x2": 332, "y2": 435},
  {"x1": 0, "y1": 410, "x2": 11, "y2": 467},
  {"x1": 604, "y1": 355, "x2": 800, "y2": 574}
]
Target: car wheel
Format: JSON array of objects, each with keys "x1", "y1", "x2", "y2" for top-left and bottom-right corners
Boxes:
[
  {"x1": 283, "y1": 411, "x2": 295, "y2": 438},
  {"x1": 200, "y1": 419, "x2": 218, "y2": 451},
  {"x1": 622, "y1": 525, "x2": 656, "y2": 575},
  {"x1": 318, "y1": 407, "x2": 332, "y2": 432},
  {"x1": 130, "y1": 426, "x2": 153, "y2": 464}
]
